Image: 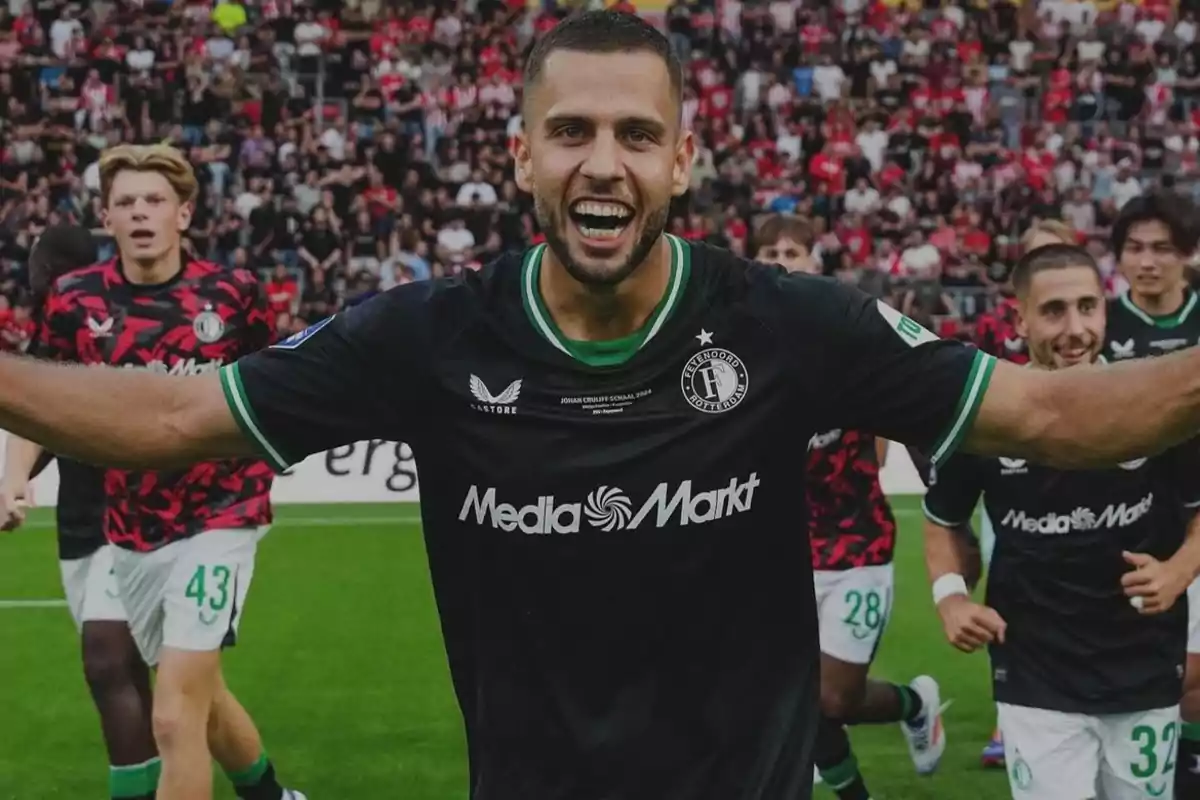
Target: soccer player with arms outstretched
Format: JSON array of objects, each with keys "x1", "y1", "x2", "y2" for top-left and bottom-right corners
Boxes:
[
  {"x1": 4, "y1": 147, "x2": 303, "y2": 800},
  {"x1": 754, "y1": 214, "x2": 943, "y2": 800},
  {"x1": 1104, "y1": 189, "x2": 1200, "y2": 797},
  {"x1": 924, "y1": 243, "x2": 1200, "y2": 799},
  {"x1": 0, "y1": 226, "x2": 164, "y2": 800},
  {"x1": 8, "y1": 14, "x2": 1200, "y2": 799}
]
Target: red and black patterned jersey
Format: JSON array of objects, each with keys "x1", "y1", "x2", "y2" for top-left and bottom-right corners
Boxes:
[
  {"x1": 37, "y1": 258, "x2": 274, "y2": 552},
  {"x1": 807, "y1": 428, "x2": 897, "y2": 570},
  {"x1": 972, "y1": 295, "x2": 1029, "y2": 364}
]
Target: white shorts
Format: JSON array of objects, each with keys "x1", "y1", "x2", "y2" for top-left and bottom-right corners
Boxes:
[
  {"x1": 1187, "y1": 577, "x2": 1200, "y2": 655},
  {"x1": 59, "y1": 544, "x2": 127, "y2": 631},
  {"x1": 998, "y1": 702, "x2": 1180, "y2": 800},
  {"x1": 111, "y1": 527, "x2": 266, "y2": 667},
  {"x1": 812, "y1": 564, "x2": 894, "y2": 665}
]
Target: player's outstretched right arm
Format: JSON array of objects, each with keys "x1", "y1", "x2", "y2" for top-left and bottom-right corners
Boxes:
[
  {"x1": 0, "y1": 286, "x2": 431, "y2": 474},
  {"x1": 0, "y1": 356, "x2": 252, "y2": 470}
]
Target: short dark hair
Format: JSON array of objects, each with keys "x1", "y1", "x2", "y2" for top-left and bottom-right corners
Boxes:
[
  {"x1": 1012, "y1": 243, "x2": 1101, "y2": 297},
  {"x1": 751, "y1": 214, "x2": 814, "y2": 254},
  {"x1": 523, "y1": 11, "x2": 684, "y2": 108},
  {"x1": 29, "y1": 225, "x2": 97, "y2": 298},
  {"x1": 1111, "y1": 189, "x2": 1200, "y2": 259}
]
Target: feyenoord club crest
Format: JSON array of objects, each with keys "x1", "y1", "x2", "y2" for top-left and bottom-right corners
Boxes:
[
  {"x1": 681, "y1": 348, "x2": 748, "y2": 414},
  {"x1": 193, "y1": 306, "x2": 225, "y2": 343}
]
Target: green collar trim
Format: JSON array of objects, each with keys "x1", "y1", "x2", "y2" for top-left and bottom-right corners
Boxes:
[
  {"x1": 520, "y1": 234, "x2": 692, "y2": 367},
  {"x1": 1119, "y1": 290, "x2": 1197, "y2": 329}
]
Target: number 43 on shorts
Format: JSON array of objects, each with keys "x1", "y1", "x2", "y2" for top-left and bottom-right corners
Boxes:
[
  {"x1": 184, "y1": 564, "x2": 233, "y2": 625},
  {"x1": 1131, "y1": 721, "x2": 1177, "y2": 795}
]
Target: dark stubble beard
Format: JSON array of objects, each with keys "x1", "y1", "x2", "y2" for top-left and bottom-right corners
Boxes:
[{"x1": 534, "y1": 193, "x2": 670, "y2": 289}]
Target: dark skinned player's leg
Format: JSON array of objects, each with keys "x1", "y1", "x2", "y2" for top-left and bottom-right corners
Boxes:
[
  {"x1": 813, "y1": 652, "x2": 928, "y2": 800},
  {"x1": 82, "y1": 621, "x2": 160, "y2": 800}
]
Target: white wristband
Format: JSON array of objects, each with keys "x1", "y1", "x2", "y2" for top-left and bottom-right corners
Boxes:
[{"x1": 932, "y1": 573, "x2": 969, "y2": 605}]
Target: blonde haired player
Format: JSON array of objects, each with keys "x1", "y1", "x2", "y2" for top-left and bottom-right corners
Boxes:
[{"x1": 8, "y1": 144, "x2": 304, "y2": 800}]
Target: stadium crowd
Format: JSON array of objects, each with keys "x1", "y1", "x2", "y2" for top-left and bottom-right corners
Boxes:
[{"x1": 0, "y1": 0, "x2": 1198, "y2": 349}]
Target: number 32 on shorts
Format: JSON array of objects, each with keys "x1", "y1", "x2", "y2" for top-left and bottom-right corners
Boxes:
[
  {"x1": 185, "y1": 564, "x2": 233, "y2": 625},
  {"x1": 1131, "y1": 721, "x2": 1177, "y2": 794}
]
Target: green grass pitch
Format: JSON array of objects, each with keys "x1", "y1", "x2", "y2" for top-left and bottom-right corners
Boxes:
[{"x1": 0, "y1": 497, "x2": 1014, "y2": 799}]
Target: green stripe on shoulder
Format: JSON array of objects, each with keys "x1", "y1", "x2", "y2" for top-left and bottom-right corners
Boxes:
[
  {"x1": 219, "y1": 364, "x2": 291, "y2": 472},
  {"x1": 929, "y1": 350, "x2": 996, "y2": 467}
]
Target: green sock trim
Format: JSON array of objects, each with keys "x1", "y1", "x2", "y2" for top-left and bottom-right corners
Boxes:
[
  {"x1": 1182, "y1": 722, "x2": 1200, "y2": 741},
  {"x1": 110, "y1": 758, "x2": 161, "y2": 798},
  {"x1": 226, "y1": 752, "x2": 270, "y2": 786},
  {"x1": 819, "y1": 753, "x2": 861, "y2": 791}
]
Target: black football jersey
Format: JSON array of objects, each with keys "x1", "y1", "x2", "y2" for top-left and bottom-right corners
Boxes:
[
  {"x1": 221, "y1": 237, "x2": 994, "y2": 800},
  {"x1": 1106, "y1": 290, "x2": 1200, "y2": 362},
  {"x1": 924, "y1": 447, "x2": 1200, "y2": 714}
]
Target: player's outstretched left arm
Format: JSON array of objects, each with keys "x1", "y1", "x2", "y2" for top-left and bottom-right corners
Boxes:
[
  {"x1": 0, "y1": 355, "x2": 253, "y2": 469},
  {"x1": 963, "y1": 351, "x2": 1200, "y2": 468}
]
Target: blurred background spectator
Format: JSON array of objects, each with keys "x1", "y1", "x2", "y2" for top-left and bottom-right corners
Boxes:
[{"x1": 2, "y1": 0, "x2": 1198, "y2": 348}]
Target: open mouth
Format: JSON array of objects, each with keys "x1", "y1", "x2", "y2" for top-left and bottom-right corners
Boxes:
[
  {"x1": 1058, "y1": 347, "x2": 1091, "y2": 363},
  {"x1": 568, "y1": 200, "x2": 634, "y2": 242},
  {"x1": 129, "y1": 229, "x2": 155, "y2": 244}
]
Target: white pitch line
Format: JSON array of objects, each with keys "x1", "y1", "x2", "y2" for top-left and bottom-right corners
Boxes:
[{"x1": 0, "y1": 599, "x2": 67, "y2": 609}]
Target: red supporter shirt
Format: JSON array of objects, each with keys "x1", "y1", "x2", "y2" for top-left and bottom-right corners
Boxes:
[
  {"x1": 265, "y1": 278, "x2": 299, "y2": 316},
  {"x1": 0, "y1": 310, "x2": 34, "y2": 352}
]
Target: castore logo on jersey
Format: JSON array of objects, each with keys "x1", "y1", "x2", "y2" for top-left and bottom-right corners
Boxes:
[
  {"x1": 469, "y1": 375, "x2": 521, "y2": 414},
  {"x1": 87, "y1": 316, "x2": 113, "y2": 338},
  {"x1": 458, "y1": 473, "x2": 761, "y2": 535},
  {"x1": 999, "y1": 457, "x2": 1028, "y2": 475},
  {"x1": 1110, "y1": 339, "x2": 1135, "y2": 359}
]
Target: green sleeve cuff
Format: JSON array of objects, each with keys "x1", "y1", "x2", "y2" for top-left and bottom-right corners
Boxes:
[
  {"x1": 929, "y1": 350, "x2": 996, "y2": 467},
  {"x1": 219, "y1": 363, "x2": 292, "y2": 472}
]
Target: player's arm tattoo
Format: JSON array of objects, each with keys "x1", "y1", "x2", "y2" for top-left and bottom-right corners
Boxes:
[
  {"x1": 962, "y1": 351, "x2": 1200, "y2": 468},
  {"x1": 0, "y1": 355, "x2": 256, "y2": 469}
]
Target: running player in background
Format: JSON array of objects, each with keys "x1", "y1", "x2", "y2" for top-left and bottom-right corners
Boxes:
[
  {"x1": 6, "y1": 145, "x2": 304, "y2": 800},
  {"x1": 755, "y1": 215, "x2": 945, "y2": 800},
  {"x1": 0, "y1": 226, "x2": 163, "y2": 800},
  {"x1": 1104, "y1": 189, "x2": 1200, "y2": 797},
  {"x1": 925, "y1": 243, "x2": 1200, "y2": 799},
  {"x1": 965, "y1": 218, "x2": 1077, "y2": 768}
]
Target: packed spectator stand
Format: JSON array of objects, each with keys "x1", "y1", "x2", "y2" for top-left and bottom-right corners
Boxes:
[{"x1": 0, "y1": 0, "x2": 1196, "y2": 351}]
